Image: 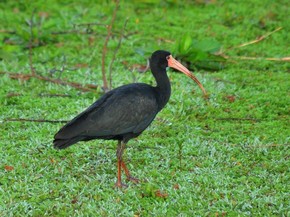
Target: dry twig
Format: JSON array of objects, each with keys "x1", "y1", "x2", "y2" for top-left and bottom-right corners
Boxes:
[
  {"x1": 28, "y1": 9, "x2": 36, "y2": 75},
  {"x1": 51, "y1": 30, "x2": 137, "y2": 38},
  {"x1": 101, "y1": 0, "x2": 120, "y2": 91},
  {"x1": 0, "y1": 71, "x2": 97, "y2": 92},
  {"x1": 216, "y1": 117, "x2": 262, "y2": 122},
  {"x1": 0, "y1": 29, "x2": 16, "y2": 34},
  {"x1": 221, "y1": 27, "x2": 283, "y2": 53},
  {"x1": 219, "y1": 27, "x2": 289, "y2": 62},
  {"x1": 3, "y1": 118, "x2": 68, "y2": 124},
  {"x1": 222, "y1": 55, "x2": 290, "y2": 62},
  {"x1": 109, "y1": 18, "x2": 128, "y2": 89}
]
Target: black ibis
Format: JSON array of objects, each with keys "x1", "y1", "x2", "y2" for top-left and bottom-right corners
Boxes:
[{"x1": 53, "y1": 50, "x2": 206, "y2": 188}]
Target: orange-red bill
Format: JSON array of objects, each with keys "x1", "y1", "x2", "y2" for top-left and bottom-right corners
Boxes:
[{"x1": 167, "y1": 55, "x2": 207, "y2": 96}]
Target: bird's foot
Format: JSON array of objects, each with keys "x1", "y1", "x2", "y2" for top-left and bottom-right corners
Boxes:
[
  {"x1": 114, "y1": 182, "x2": 128, "y2": 189},
  {"x1": 127, "y1": 176, "x2": 140, "y2": 184}
]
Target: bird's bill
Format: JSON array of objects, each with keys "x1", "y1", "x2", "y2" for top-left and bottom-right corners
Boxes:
[{"x1": 167, "y1": 55, "x2": 207, "y2": 96}]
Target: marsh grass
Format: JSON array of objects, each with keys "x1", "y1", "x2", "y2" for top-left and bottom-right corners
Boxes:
[{"x1": 0, "y1": 1, "x2": 289, "y2": 216}]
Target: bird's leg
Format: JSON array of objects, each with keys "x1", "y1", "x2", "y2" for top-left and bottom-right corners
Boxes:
[
  {"x1": 121, "y1": 161, "x2": 140, "y2": 184},
  {"x1": 115, "y1": 140, "x2": 140, "y2": 187},
  {"x1": 115, "y1": 158, "x2": 125, "y2": 188},
  {"x1": 115, "y1": 140, "x2": 127, "y2": 188}
]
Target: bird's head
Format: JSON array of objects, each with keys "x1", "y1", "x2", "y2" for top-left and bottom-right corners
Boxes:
[
  {"x1": 150, "y1": 50, "x2": 171, "y2": 70},
  {"x1": 150, "y1": 50, "x2": 207, "y2": 96}
]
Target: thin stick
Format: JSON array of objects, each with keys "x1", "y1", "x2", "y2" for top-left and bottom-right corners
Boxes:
[
  {"x1": 109, "y1": 18, "x2": 128, "y2": 89},
  {"x1": 0, "y1": 71, "x2": 97, "y2": 92},
  {"x1": 51, "y1": 30, "x2": 137, "y2": 38},
  {"x1": 0, "y1": 29, "x2": 16, "y2": 34},
  {"x1": 38, "y1": 93, "x2": 72, "y2": 98},
  {"x1": 3, "y1": 118, "x2": 68, "y2": 124},
  {"x1": 31, "y1": 73, "x2": 97, "y2": 92},
  {"x1": 221, "y1": 27, "x2": 283, "y2": 53},
  {"x1": 76, "y1": 22, "x2": 107, "y2": 27},
  {"x1": 216, "y1": 117, "x2": 262, "y2": 121},
  {"x1": 101, "y1": 0, "x2": 120, "y2": 91},
  {"x1": 222, "y1": 55, "x2": 290, "y2": 62},
  {"x1": 51, "y1": 30, "x2": 86, "y2": 35},
  {"x1": 28, "y1": 9, "x2": 36, "y2": 75}
]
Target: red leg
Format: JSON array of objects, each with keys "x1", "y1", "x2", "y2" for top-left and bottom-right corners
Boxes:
[
  {"x1": 115, "y1": 141, "x2": 127, "y2": 188},
  {"x1": 121, "y1": 161, "x2": 140, "y2": 183},
  {"x1": 115, "y1": 159, "x2": 122, "y2": 188}
]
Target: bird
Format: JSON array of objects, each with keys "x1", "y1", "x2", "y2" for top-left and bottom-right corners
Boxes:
[{"x1": 53, "y1": 50, "x2": 207, "y2": 188}]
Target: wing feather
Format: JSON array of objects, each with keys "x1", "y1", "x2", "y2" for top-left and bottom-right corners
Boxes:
[{"x1": 54, "y1": 84, "x2": 158, "y2": 141}]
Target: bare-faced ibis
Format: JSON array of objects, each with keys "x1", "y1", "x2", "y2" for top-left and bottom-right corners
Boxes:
[{"x1": 53, "y1": 50, "x2": 206, "y2": 188}]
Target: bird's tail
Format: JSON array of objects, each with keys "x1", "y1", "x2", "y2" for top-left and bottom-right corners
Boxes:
[{"x1": 53, "y1": 137, "x2": 82, "y2": 149}]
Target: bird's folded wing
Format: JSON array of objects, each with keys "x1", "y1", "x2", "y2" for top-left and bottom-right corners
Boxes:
[{"x1": 54, "y1": 86, "x2": 158, "y2": 140}]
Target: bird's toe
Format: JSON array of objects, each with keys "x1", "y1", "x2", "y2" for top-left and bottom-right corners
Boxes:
[
  {"x1": 127, "y1": 176, "x2": 140, "y2": 184},
  {"x1": 114, "y1": 182, "x2": 128, "y2": 189}
]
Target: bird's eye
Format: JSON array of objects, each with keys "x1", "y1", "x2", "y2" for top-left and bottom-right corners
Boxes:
[{"x1": 166, "y1": 55, "x2": 170, "y2": 60}]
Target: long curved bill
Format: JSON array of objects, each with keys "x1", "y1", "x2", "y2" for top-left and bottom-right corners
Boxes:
[{"x1": 167, "y1": 55, "x2": 207, "y2": 96}]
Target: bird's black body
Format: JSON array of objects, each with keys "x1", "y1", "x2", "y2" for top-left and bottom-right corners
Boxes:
[
  {"x1": 54, "y1": 50, "x2": 171, "y2": 149},
  {"x1": 54, "y1": 83, "x2": 164, "y2": 149},
  {"x1": 53, "y1": 50, "x2": 205, "y2": 187}
]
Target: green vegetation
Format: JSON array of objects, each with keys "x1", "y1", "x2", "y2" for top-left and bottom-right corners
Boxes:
[{"x1": 0, "y1": 0, "x2": 289, "y2": 216}]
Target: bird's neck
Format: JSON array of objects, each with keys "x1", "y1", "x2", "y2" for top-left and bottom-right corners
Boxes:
[{"x1": 151, "y1": 65, "x2": 171, "y2": 110}]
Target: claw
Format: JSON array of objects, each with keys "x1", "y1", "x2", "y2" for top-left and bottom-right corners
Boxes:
[
  {"x1": 127, "y1": 176, "x2": 140, "y2": 183},
  {"x1": 114, "y1": 182, "x2": 128, "y2": 188},
  {"x1": 121, "y1": 161, "x2": 140, "y2": 184}
]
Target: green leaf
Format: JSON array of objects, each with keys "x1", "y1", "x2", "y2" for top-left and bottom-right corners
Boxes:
[
  {"x1": 192, "y1": 38, "x2": 221, "y2": 53},
  {"x1": 173, "y1": 35, "x2": 225, "y2": 70},
  {"x1": 174, "y1": 33, "x2": 193, "y2": 56}
]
